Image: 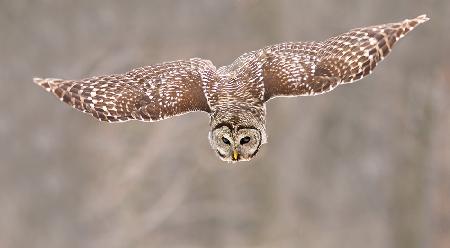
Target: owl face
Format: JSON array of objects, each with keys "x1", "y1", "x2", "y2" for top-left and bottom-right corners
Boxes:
[{"x1": 209, "y1": 125, "x2": 262, "y2": 162}]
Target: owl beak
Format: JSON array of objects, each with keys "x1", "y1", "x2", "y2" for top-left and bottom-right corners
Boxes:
[{"x1": 233, "y1": 150, "x2": 239, "y2": 161}]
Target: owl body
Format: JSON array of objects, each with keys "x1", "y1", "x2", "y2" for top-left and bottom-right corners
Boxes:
[{"x1": 34, "y1": 15, "x2": 429, "y2": 162}]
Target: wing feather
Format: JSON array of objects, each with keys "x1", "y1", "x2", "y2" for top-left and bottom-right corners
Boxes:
[
  {"x1": 263, "y1": 15, "x2": 429, "y2": 101},
  {"x1": 34, "y1": 58, "x2": 216, "y2": 122}
]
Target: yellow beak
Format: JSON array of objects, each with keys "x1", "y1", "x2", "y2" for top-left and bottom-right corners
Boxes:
[{"x1": 233, "y1": 150, "x2": 239, "y2": 160}]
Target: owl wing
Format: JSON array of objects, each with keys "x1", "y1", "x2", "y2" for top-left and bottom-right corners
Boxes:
[
  {"x1": 262, "y1": 15, "x2": 429, "y2": 101},
  {"x1": 34, "y1": 58, "x2": 217, "y2": 122}
]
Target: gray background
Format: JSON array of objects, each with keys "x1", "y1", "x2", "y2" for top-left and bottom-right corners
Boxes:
[{"x1": 1, "y1": 0, "x2": 449, "y2": 247}]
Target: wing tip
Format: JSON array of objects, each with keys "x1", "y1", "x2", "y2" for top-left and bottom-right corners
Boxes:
[
  {"x1": 33, "y1": 77, "x2": 64, "y2": 91},
  {"x1": 33, "y1": 77, "x2": 44, "y2": 84},
  {"x1": 33, "y1": 77, "x2": 52, "y2": 91},
  {"x1": 414, "y1": 14, "x2": 430, "y2": 23},
  {"x1": 394, "y1": 14, "x2": 429, "y2": 36},
  {"x1": 404, "y1": 14, "x2": 430, "y2": 27}
]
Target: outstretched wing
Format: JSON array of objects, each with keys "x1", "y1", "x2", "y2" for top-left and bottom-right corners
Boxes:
[
  {"x1": 34, "y1": 58, "x2": 217, "y2": 122},
  {"x1": 262, "y1": 15, "x2": 429, "y2": 101}
]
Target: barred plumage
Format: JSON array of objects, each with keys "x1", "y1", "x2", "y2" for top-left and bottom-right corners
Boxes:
[{"x1": 34, "y1": 15, "x2": 429, "y2": 162}]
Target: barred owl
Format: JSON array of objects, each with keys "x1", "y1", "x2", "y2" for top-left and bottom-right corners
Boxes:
[{"x1": 34, "y1": 15, "x2": 429, "y2": 162}]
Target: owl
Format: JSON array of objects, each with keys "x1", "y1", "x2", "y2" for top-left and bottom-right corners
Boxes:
[{"x1": 34, "y1": 15, "x2": 428, "y2": 162}]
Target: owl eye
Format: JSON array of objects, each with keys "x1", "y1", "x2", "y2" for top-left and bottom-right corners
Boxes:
[
  {"x1": 222, "y1": 137, "x2": 231, "y2": 145},
  {"x1": 240, "y1": 136, "x2": 251, "y2": 145}
]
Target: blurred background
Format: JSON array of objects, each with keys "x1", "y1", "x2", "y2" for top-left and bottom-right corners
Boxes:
[{"x1": 1, "y1": 0, "x2": 449, "y2": 247}]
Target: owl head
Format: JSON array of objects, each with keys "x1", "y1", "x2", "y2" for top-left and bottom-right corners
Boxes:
[{"x1": 209, "y1": 123, "x2": 263, "y2": 162}]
